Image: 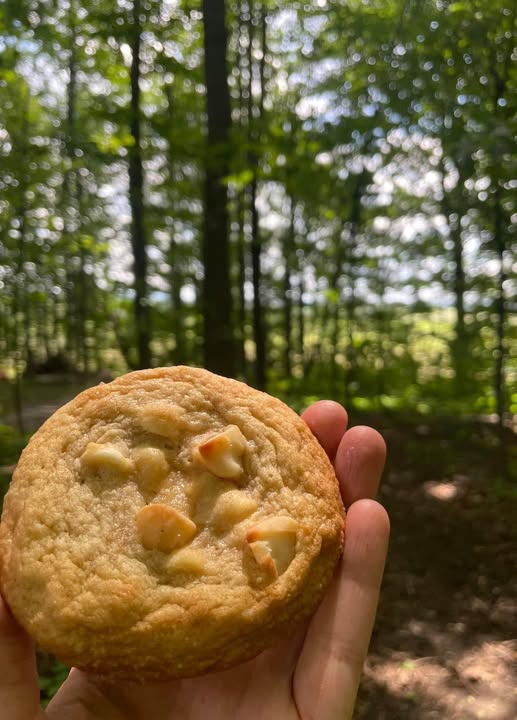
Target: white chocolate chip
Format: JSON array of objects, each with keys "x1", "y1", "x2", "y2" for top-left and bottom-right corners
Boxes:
[
  {"x1": 211, "y1": 490, "x2": 257, "y2": 530},
  {"x1": 139, "y1": 403, "x2": 185, "y2": 438},
  {"x1": 80, "y1": 443, "x2": 134, "y2": 474},
  {"x1": 189, "y1": 472, "x2": 235, "y2": 525},
  {"x1": 246, "y1": 516, "x2": 298, "y2": 577},
  {"x1": 136, "y1": 504, "x2": 197, "y2": 553},
  {"x1": 248, "y1": 540, "x2": 278, "y2": 578},
  {"x1": 168, "y1": 547, "x2": 209, "y2": 575},
  {"x1": 133, "y1": 447, "x2": 169, "y2": 494},
  {"x1": 196, "y1": 426, "x2": 247, "y2": 479}
]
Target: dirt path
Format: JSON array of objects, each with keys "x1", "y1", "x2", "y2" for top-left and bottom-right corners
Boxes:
[
  {"x1": 355, "y1": 418, "x2": 517, "y2": 720},
  {"x1": 2, "y1": 395, "x2": 78, "y2": 434}
]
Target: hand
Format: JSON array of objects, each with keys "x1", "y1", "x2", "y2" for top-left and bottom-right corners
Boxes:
[{"x1": 1, "y1": 400, "x2": 389, "y2": 720}]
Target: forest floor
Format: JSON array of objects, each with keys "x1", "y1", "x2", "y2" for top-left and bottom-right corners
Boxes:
[
  {"x1": 354, "y1": 414, "x2": 517, "y2": 720},
  {"x1": 1, "y1": 388, "x2": 516, "y2": 717}
]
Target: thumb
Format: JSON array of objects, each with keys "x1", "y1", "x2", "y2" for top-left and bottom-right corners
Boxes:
[{"x1": 0, "y1": 592, "x2": 42, "y2": 719}]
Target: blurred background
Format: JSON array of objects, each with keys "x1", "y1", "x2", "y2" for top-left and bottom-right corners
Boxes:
[{"x1": 0, "y1": 1, "x2": 516, "y2": 717}]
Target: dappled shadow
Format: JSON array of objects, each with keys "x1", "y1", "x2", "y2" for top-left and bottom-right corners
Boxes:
[{"x1": 354, "y1": 416, "x2": 517, "y2": 719}]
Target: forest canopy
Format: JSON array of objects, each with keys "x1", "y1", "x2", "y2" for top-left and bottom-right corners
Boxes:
[{"x1": 0, "y1": 0, "x2": 516, "y2": 420}]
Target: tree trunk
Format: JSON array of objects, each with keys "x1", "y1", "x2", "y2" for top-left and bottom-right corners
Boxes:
[
  {"x1": 234, "y1": 21, "x2": 248, "y2": 381},
  {"x1": 236, "y1": 189, "x2": 248, "y2": 379},
  {"x1": 164, "y1": 85, "x2": 185, "y2": 366},
  {"x1": 69, "y1": 5, "x2": 88, "y2": 375},
  {"x1": 169, "y1": 238, "x2": 185, "y2": 365},
  {"x1": 58, "y1": 2, "x2": 91, "y2": 375},
  {"x1": 129, "y1": 0, "x2": 151, "y2": 369},
  {"x1": 248, "y1": 6, "x2": 267, "y2": 390},
  {"x1": 11, "y1": 89, "x2": 30, "y2": 435},
  {"x1": 322, "y1": 232, "x2": 345, "y2": 392},
  {"x1": 201, "y1": 0, "x2": 234, "y2": 376},
  {"x1": 298, "y1": 257, "x2": 306, "y2": 376},
  {"x1": 13, "y1": 203, "x2": 27, "y2": 435},
  {"x1": 493, "y1": 188, "x2": 506, "y2": 433},
  {"x1": 283, "y1": 198, "x2": 295, "y2": 381},
  {"x1": 451, "y1": 210, "x2": 467, "y2": 392},
  {"x1": 489, "y1": 36, "x2": 511, "y2": 443},
  {"x1": 343, "y1": 177, "x2": 363, "y2": 405},
  {"x1": 440, "y1": 155, "x2": 467, "y2": 395}
]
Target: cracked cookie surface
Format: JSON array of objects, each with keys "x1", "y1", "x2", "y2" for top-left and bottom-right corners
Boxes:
[{"x1": 0, "y1": 366, "x2": 345, "y2": 680}]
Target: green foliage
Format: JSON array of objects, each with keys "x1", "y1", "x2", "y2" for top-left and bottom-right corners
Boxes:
[
  {"x1": 0, "y1": 0, "x2": 514, "y2": 408},
  {"x1": 37, "y1": 654, "x2": 70, "y2": 707},
  {"x1": 0, "y1": 424, "x2": 27, "y2": 465}
]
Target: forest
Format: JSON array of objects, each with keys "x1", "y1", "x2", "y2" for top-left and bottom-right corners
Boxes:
[
  {"x1": 0, "y1": 1, "x2": 516, "y2": 717},
  {"x1": 0, "y1": 0, "x2": 515, "y2": 417}
]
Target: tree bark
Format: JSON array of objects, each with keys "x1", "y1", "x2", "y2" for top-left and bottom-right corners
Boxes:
[
  {"x1": 62, "y1": 2, "x2": 85, "y2": 372},
  {"x1": 11, "y1": 88, "x2": 30, "y2": 434},
  {"x1": 68, "y1": 4, "x2": 88, "y2": 375},
  {"x1": 342, "y1": 176, "x2": 363, "y2": 404},
  {"x1": 164, "y1": 85, "x2": 185, "y2": 366},
  {"x1": 439, "y1": 154, "x2": 468, "y2": 395},
  {"x1": 129, "y1": 0, "x2": 151, "y2": 369},
  {"x1": 236, "y1": 189, "x2": 248, "y2": 379},
  {"x1": 248, "y1": 6, "x2": 267, "y2": 390},
  {"x1": 201, "y1": 0, "x2": 234, "y2": 376},
  {"x1": 234, "y1": 17, "x2": 248, "y2": 381},
  {"x1": 298, "y1": 257, "x2": 306, "y2": 376},
  {"x1": 493, "y1": 185, "x2": 506, "y2": 431},
  {"x1": 489, "y1": 29, "x2": 512, "y2": 441},
  {"x1": 283, "y1": 197, "x2": 295, "y2": 380}
]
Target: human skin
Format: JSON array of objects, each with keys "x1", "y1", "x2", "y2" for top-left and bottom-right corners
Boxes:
[{"x1": 0, "y1": 400, "x2": 389, "y2": 720}]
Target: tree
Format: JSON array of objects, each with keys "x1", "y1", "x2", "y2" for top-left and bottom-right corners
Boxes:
[
  {"x1": 201, "y1": 0, "x2": 235, "y2": 376},
  {"x1": 128, "y1": 0, "x2": 151, "y2": 369}
]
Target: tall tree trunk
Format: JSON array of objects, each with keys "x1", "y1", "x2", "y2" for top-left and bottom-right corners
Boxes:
[
  {"x1": 298, "y1": 257, "x2": 306, "y2": 377},
  {"x1": 40, "y1": 298, "x2": 51, "y2": 362},
  {"x1": 234, "y1": 19, "x2": 248, "y2": 381},
  {"x1": 236, "y1": 189, "x2": 248, "y2": 379},
  {"x1": 489, "y1": 28, "x2": 512, "y2": 444},
  {"x1": 323, "y1": 232, "x2": 345, "y2": 394},
  {"x1": 164, "y1": 85, "x2": 185, "y2": 366},
  {"x1": 452, "y1": 217, "x2": 466, "y2": 385},
  {"x1": 129, "y1": 0, "x2": 151, "y2": 369},
  {"x1": 13, "y1": 201, "x2": 27, "y2": 436},
  {"x1": 202, "y1": 0, "x2": 234, "y2": 376},
  {"x1": 493, "y1": 185, "x2": 506, "y2": 432},
  {"x1": 68, "y1": 4, "x2": 87, "y2": 375},
  {"x1": 248, "y1": 5, "x2": 267, "y2": 389},
  {"x1": 283, "y1": 197, "x2": 295, "y2": 380},
  {"x1": 343, "y1": 179, "x2": 363, "y2": 405},
  {"x1": 169, "y1": 238, "x2": 185, "y2": 365},
  {"x1": 11, "y1": 89, "x2": 30, "y2": 435},
  {"x1": 62, "y1": 3, "x2": 78, "y2": 371},
  {"x1": 439, "y1": 154, "x2": 467, "y2": 395}
]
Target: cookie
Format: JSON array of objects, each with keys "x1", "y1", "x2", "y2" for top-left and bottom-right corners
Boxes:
[{"x1": 0, "y1": 367, "x2": 345, "y2": 681}]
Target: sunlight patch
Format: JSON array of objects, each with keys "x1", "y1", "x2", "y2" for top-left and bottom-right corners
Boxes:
[{"x1": 423, "y1": 475, "x2": 469, "y2": 502}]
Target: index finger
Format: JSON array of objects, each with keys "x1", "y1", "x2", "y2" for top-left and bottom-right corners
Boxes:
[
  {"x1": 301, "y1": 401, "x2": 348, "y2": 463},
  {"x1": 302, "y1": 402, "x2": 386, "y2": 506}
]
